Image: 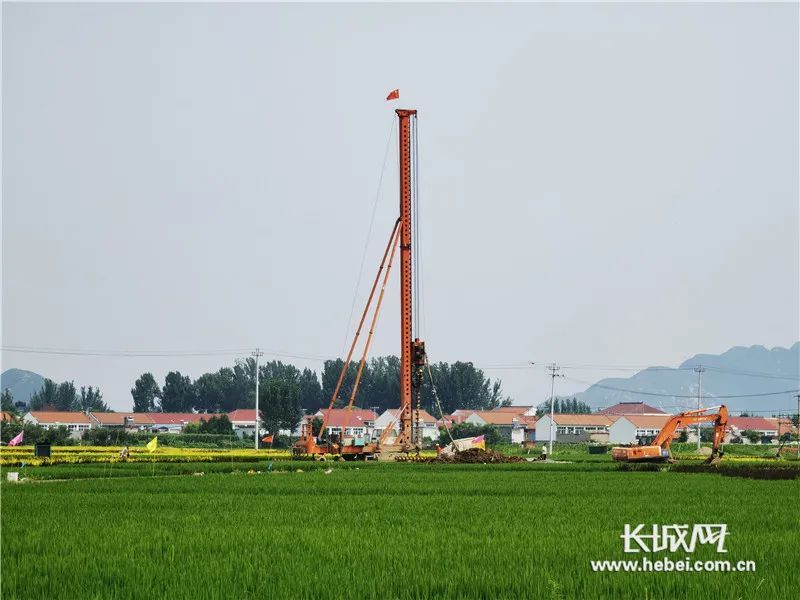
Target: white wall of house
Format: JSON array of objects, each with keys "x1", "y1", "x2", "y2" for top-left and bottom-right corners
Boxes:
[
  {"x1": 509, "y1": 427, "x2": 525, "y2": 444},
  {"x1": 608, "y1": 419, "x2": 668, "y2": 444},
  {"x1": 535, "y1": 415, "x2": 554, "y2": 442},
  {"x1": 464, "y1": 413, "x2": 486, "y2": 427},
  {"x1": 374, "y1": 410, "x2": 439, "y2": 441},
  {"x1": 23, "y1": 413, "x2": 92, "y2": 440},
  {"x1": 466, "y1": 414, "x2": 525, "y2": 444},
  {"x1": 373, "y1": 411, "x2": 398, "y2": 435},
  {"x1": 232, "y1": 422, "x2": 255, "y2": 439},
  {"x1": 609, "y1": 418, "x2": 636, "y2": 444}
]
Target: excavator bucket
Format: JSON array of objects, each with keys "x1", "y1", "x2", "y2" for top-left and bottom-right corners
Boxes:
[{"x1": 704, "y1": 450, "x2": 723, "y2": 465}]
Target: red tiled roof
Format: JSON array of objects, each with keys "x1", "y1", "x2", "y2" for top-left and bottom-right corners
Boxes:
[
  {"x1": 728, "y1": 417, "x2": 779, "y2": 432},
  {"x1": 618, "y1": 415, "x2": 672, "y2": 429},
  {"x1": 382, "y1": 408, "x2": 438, "y2": 424},
  {"x1": 468, "y1": 411, "x2": 527, "y2": 426},
  {"x1": 1, "y1": 411, "x2": 15, "y2": 422},
  {"x1": 597, "y1": 402, "x2": 666, "y2": 415},
  {"x1": 776, "y1": 418, "x2": 797, "y2": 436},
  {"x1": 315, "y1": 408, "x2": 376, "y2": 428},
  {"x1": 446, "y1": 412, "x2": 473, "y2": 424},
  {"x1": 146, "y1": 412, "x2": 216, "y2": 425},
  {"x1": 90, "y1": 412, "x2": 140, "y2": 425},
  {"x1": 492, "y1": 406, "x2": 533, "y2": 414},
  {"x1": 227, "y1": 409, "x2": 256, "y2": 423},
  {"x1": 27, "y1": 411, "x2": 92, "y2": 424}
]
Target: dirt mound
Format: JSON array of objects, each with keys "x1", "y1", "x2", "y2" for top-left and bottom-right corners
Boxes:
[{"x1": 431, "y1": 448, "x2": 524, "y2": 464}]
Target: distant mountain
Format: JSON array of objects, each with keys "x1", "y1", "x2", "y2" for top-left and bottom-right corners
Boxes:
[
  {"x1": 576, "y1": 344, "x2": 799, "y2": 415},
  {"x1": 1, "y1": 368, "x2": 46, "y2": 407}
]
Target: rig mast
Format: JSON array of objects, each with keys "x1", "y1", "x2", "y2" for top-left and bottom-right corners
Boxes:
[{"x1": 396, "y1": 109, "x2": 425, "y2": 448}]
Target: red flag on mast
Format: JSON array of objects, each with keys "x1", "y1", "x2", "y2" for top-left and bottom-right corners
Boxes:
[{"x1": 386, "y1": 89, "x2": 399, "y2": 101}]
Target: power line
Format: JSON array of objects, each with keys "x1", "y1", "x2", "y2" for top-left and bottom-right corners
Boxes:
[
  {"x1": 701, "y1": 365, "x2": 800, "y2": 381},
  {"x1": 562, "y1": 374, "x2": 798, "y2": 399},
  {"x1": 479, "y1": 362, "x2": 798, "y2": 381},
  {"x1": 0, "y1": 345, "x2": 328, "y2": 362}
]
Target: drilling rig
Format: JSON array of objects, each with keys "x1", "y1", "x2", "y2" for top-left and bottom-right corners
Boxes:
[{"x1": 293, "y1": 108, "x2": 427, "y2": 459}]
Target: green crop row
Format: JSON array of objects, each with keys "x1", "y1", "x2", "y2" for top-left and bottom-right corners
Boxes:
[{"x1": 2, "y1": 465, "x2": 798, "y2": 599}]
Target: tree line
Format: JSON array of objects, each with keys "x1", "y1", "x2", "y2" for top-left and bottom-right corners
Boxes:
[
  {"x1": 130, "y1": 356, "x2": 513, "y2": 420},
  {"x1": 6, "y1": 380, "x2": 109, "y2": 413},
  {"x1": 535, "y1": 397, "x2": 592, "y2": 416}
]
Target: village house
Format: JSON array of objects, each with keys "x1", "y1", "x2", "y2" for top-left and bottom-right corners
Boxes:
[
  {"x1": 608, "y1": 414, "x2": 675, "y2": 445},
  {"x1": 23, "y1": 411, "x2": 93, "y2": 439},
  {"x1": 776, "y1": 418, "x2": 798, "y2": 438},
  {"x1": 446, "y1": 409, "x2": 475, "y2": 425},
  {"x1": 465, "y1": 410, "x2": 531, "y2": 444},
  {"x1": 726, "y1": 416, "x2": 780, "y2": 442},
  {"x1": 146, "y1": 412, "x2": 215, "y2": 434},
  {"x1": 311, "y1": 408, "x2": 377, "y2": 439},
  {"x1": 373, "y1": 408, "x2": 439, "y2": 441},
  {"x1": 535, "y1": 414, "x2": 618, "y2": 443},
  {"x1": 226, "y1": 409, "x2": 301, "y2": 439},
  {"x1": 88, "y1": 412, "x2": 149, "y2": 431},
  {"x1": 227, "y1": 409, "x2": 258, "y2": 438}
]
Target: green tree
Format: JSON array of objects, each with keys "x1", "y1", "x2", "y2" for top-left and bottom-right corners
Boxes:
[
  {"x1": 160, "y1": 372, "x2": 195, "y2": 412},
  {"x1": 321, "y1": 359, "x2": 362, "y2": 408},
  {"x1": 197, "y1": 414, "x2": 234, "y2": 435},
  {"x1": 422, "y1": 361, "x2": 507, "y2": 414},
  {"x1": 54, "y1": 381, "x2": 78, "y2": 411},
  {"x1": 193, "y1": 367, "x2": 250, "y2": 413},
  {"x1": 131, "y1": 373, "x2": 161, "y2": 412},
  {"x1": 29, "y1": 379, "x2": 59, "y2": 410},
  {"x1": 362, "y1": 356, "x2": 400, "y2": 413},
  {"x1": 79, "y1": 386, "x2": 108, "y2": 412},
  {"x1": 193, "y1": 372, "x2": 223, "y2": 412},
  {"x1": 260, "y1": 361, "x2": 301, "y2": 385},
  {"x1": 742, "y1": 430, "x2": 761, "y2": 444},
  {"x1": 259, "y1": 380, "x2": 302, "y2": 439},
  {"x1": 1, "y1": 389, "x2": 16, "y2": 415},
  {"x1": 297, "y1": 368, "x2": 322, "y2": 412},
  {"x1": 535, "y1": 397, "x2": 592, "y2": 417}
]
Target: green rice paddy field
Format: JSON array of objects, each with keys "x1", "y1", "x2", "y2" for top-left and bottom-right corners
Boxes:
[{"x1": 2, "y1": 462, "x2": 798, "y2": 599}]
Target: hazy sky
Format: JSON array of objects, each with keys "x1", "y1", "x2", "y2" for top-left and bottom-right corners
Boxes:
[{"x1": 3, "y1": 2, "x2": 798, "y2": 411}]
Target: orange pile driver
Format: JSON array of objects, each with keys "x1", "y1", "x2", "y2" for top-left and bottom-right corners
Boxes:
[
  {"x1": 611, "y1": 405, "x2": 728, "y2": 464},
  {"x1": 293, "y1": 108, "x2": 427, "y2": 460}
]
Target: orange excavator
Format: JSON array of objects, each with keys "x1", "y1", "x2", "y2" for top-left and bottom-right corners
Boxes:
[{"x1": 611, "y1": 405, "x2": 728, "y2": 464}]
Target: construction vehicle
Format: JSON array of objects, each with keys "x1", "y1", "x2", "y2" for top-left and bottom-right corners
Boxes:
[
  {"x1": 611, "y1": 405, "x2": 728, "y2": 464},
  {"x1": 293, "y1": 108, "x2": 426, "y2": 460}
]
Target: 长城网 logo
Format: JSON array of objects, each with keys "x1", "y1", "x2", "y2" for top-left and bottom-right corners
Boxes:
[{"x1": 621, "y1": 524, "x2": 729, "y2": 553}]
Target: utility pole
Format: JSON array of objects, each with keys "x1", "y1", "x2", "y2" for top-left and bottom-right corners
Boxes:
[
  {"x1": 547, "y1": 363, "x2": 562, "y2": 455},
  {"x1": 796, "y1": 393, "x2": 800, "y2": 460},
  {"x1": 694, "y1": 365, "x2": 705, "y2": 451},
  {"x1": 252, "y1": 348, "x2": 263, "y2": 450}
]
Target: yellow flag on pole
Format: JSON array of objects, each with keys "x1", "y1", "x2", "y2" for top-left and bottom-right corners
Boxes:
[{"x1": 146, "y1": 436, "x2": 158, "y2": 453}]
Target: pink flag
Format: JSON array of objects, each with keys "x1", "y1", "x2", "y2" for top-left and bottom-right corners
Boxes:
[{"x1": 8, "y1": 431, "x2": 23, "y2": 446}]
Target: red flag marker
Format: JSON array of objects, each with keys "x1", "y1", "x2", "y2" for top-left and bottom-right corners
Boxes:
[{"x1": 386, "y1": 89, "x2": 399, "y2": 101}]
